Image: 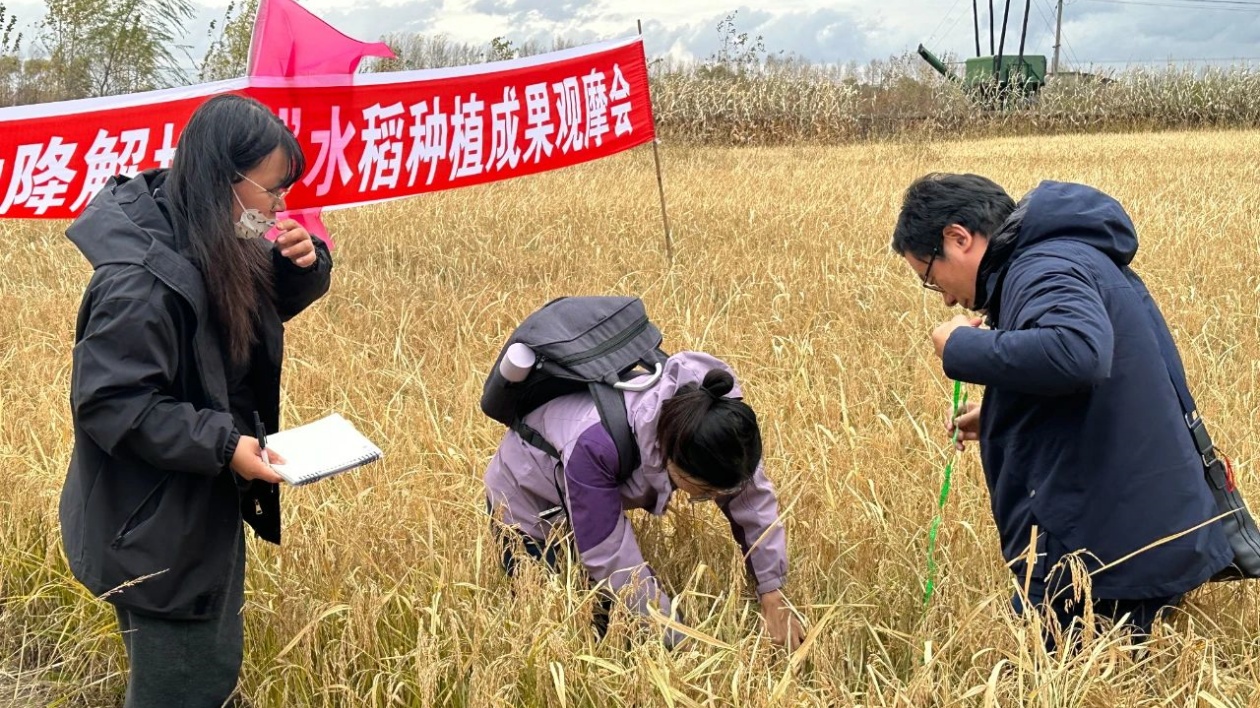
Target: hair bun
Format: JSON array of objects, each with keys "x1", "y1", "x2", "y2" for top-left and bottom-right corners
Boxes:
[{"x1": 701, "y1": 369, "x2": 735, "y2": 398}]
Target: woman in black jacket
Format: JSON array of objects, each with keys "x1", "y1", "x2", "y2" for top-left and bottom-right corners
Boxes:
[{"x1": 59, "y1": 93, "x2": 332, "y2": 707}]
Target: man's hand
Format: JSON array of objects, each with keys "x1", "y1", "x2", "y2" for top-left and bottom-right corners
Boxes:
[
  {"x1": 931, "y1": 315, "x2": 984, "y2": 359},
  {"x1": 274, "y1": 219, "x2": 317, "y2": 268},
  {"x1": 947, "y1": 401, "x2": 981, "y2": 451},
  {"x1": 759, "y1": 589, "x2": 805, "y2": 650},
  {"x1": 231, "y1": 435, "x2": 285, "y2": 484}
]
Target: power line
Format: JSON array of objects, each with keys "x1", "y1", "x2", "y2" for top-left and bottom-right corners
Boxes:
[
  {"x1": 940, "y1": 11, "x2": 970, "y2": 51},
  {"x1": 926, "y1": 0, "x2": 1260, "y2": 70},
  {"x1": 1063, "y1": 26, "x2": 1082, "y2": 66},
  {"x1": 1033, "y1": 0, "x2": 1057, "y2": 40},
  {"x1": 1073, "y1": 55, "x2": 1260, "y2": 63},
  {"x1": 948, "y1": 55, "x2": 1260, "y2": 68},
  {"x1": 1148, "y1": 0, "x2": 1260, "y2": 6},
  {"x1": 1033, "y1": 0, "x2": 1070, "y2": 71},
  {"x1": 1032, "y1": 0, "x2": 1060, "y2": 60},
  {"x1": 926, "y1": 0, "x2": 966, "y2": 48},
  {"x1": 932, "y1": 0, "x2": 1073, "y2": 69},
  {"x1": 1039, "y1": 0, "x2": 1260, "y2": 71},
  {"x1": 1046, "y1": 0, "x2": 1084, "y2": 67},
  {"x1": 1082, "y1": 0, "x2": 1260, "y2": 10}
]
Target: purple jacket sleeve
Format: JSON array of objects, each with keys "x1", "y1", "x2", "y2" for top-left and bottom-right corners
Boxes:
[
  {"x1": 719, "y1": 460, "x2": 788, "y2": 595},
  {"x1": 564, "y1": 425, "x2": 678, "y2": 626},
  {"x1": 712, "y1": 372, "x2": 789, "y2": 594}
]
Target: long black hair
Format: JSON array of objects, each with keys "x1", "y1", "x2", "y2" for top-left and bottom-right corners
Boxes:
[
  {"x1": 657, "y1": 369, "x2": 762, "y2": 490},
  {"x1": 166, "y1": 93, "x2": 305, "y2": 366}
]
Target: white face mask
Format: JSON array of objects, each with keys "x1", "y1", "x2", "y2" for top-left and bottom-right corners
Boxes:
[{"x1": 232, "y1": 188, "x2": 276, "y2": 240}]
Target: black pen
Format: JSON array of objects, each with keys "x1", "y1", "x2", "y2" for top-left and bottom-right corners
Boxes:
[{"x1": 252, "y1": 411, "x2": 271, "y2": 467}]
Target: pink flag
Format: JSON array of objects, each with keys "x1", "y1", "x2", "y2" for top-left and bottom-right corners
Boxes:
[
  {"x1": 249, "y1": 0, "x2": 397, "y2": 248},
  {"x1": 248, "y1": 0, "x2": 396, "y2": 78}
]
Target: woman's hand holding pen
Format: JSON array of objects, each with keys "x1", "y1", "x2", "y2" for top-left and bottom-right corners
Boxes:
[{"x1": 231, "y1": 436, "x2": 285, "y2": 484}]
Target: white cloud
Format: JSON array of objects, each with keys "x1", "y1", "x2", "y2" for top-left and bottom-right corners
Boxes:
[{"x1": 5, "y1": 0, "x2": 1259, "y2": 74}]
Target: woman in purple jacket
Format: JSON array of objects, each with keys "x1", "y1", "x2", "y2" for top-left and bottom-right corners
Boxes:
[{"x1": 484, "y1": 351, "x2": 804, "y2": 649}]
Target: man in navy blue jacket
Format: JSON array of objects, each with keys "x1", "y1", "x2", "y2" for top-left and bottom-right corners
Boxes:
[{"x1": 892, "y1": 173, "x2": 1232, "y2": 649}]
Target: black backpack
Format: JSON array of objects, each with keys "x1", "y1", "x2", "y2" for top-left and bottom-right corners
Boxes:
[{"x1": 481, "y1": 296, "x2": 669, "y2": 483}]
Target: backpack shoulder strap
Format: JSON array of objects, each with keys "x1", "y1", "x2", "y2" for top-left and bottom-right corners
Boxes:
[
  {"x1": 510, "y1": 386, "x2": 640, "y2": 484},
  {"x1": 511, "y1": 420, "x2": 560, "y2": 460},
  {"x1": 589, "y1": 384, "x2": 639, "y2": 483},
  {"x1": 1132, "y1": 274, "x2": 1214, "y2": 467},
  {"x1": 1130, "y1": 269, "x2": 1260, "y2": 577}
]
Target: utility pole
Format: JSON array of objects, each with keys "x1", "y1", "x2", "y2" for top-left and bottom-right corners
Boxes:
[{"x1": 1052, "y1": 0, "x2": 1064, "y2": 77}]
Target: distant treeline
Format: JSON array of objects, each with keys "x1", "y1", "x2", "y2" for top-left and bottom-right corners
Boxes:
[{"x1": 3, "y1": 2, "x2": 1257, "y2": 144}]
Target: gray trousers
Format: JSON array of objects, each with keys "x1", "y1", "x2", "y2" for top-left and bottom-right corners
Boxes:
[{"x1": 114, "y1": 529, "x2": 246, "y2": 708}]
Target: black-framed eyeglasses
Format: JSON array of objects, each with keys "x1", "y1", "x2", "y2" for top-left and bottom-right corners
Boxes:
[{"x1": 921, "y1": 248, "x2": 944, "y2": 293}]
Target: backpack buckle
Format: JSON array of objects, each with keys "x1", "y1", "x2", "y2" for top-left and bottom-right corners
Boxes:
[{"x1": 1187, "y1": 413, "x2": 1219, "y2": 469}]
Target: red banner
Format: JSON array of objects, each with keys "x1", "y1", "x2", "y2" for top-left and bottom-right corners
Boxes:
[{"x1": 0, "y1": 36, "x2": 655, "y2": 219}]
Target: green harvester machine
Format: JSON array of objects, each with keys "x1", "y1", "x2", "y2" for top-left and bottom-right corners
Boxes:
[{"x1": 917, "y1": 0, "x2": 1047, "y2": 105}]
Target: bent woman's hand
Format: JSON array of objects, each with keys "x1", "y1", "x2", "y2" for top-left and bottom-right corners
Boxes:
[{"x1": 759, "y1": 589, "x2": 805, "y2": 650}]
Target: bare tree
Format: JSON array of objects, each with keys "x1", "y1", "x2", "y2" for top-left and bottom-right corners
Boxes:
[{"x1": 200, "y1": 0, "x2": 257, "y2": 82}]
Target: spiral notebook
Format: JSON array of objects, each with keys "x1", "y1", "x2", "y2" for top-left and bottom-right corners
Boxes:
[{"x1": 264, "y1": 413, "x2": 383, "y2": 486}]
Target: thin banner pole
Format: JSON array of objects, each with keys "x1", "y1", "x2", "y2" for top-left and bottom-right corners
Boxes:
[{"x1": 639, "y1": 19, "x2": 673, "y2": 266}]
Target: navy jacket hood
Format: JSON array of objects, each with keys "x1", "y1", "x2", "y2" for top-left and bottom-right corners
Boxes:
[{"x1": 976, "y1": 181, "x2": 1139, "y2": 317}]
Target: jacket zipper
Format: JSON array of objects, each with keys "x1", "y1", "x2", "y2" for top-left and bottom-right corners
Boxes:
[
  {"x1": 149, "y1": 258, "x2": 278, "y2": 516},
  {"x1": 555, "y1": 315, "x2": 649, "y2": 367},
  {"x1": 145, "y1": 268, "x2": 223, "y2": 408}
]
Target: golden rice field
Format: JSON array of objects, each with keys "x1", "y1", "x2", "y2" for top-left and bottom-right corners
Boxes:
[{"x1": 3, "y1": 130, "x2": 1260, "y2": 707}]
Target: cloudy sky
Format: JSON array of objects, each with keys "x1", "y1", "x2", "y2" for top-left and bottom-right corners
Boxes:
[{"x1": 5, "y1": 0, "x2": 1260, "y2": 73}]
